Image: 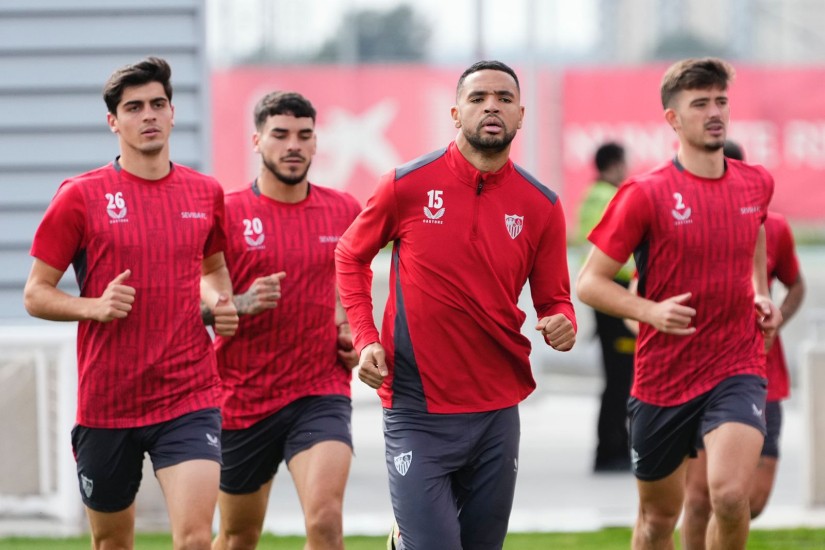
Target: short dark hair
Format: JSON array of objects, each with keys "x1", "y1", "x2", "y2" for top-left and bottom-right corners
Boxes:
[
  {"x1": 456, "y1": 60, "x2": 520, "y2": 100},
  {"x1": 723, "y1": 140, "x2": 745, "y2": 161},
  {"x1": 103, "y1": 56, "x2": 173, "y2": 115},
  {"x1": 660, "y1": 57, "x2": 735, "y2": 109},
  {"x1": 594, "y1": 142, "x2": 625, "y2": 172},
  {"x1": 253, "y1": 91, "x2": 316, "y2": 130}
]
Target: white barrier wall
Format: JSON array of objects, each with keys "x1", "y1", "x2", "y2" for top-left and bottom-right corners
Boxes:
[
  {"x1": 0, "y1": 326, "x2": 81, "y2": 531},
  {"x1": 803, "y1": 312, "x2": 825, "y2": 507}
]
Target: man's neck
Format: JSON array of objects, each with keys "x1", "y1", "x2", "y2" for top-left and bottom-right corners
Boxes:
[
  {"x1": 257, "y1": 171, "x2": 309, "y2": 204},
  {"x1": 676, "y1": 145, "x2": 725, "y2": 178},
  {"x1": 118, "y1": 149, "x2": 171, "y2": 180}
]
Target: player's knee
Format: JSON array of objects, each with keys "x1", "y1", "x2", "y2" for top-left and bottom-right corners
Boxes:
[
  {"x1": 749, "y1": 492, "x2": 769, "y2": 519},
  {"x1": 638, "y1": 505, "x2": 681, "y2": 539},
  {"x1": 305, "y1": 502, "x2": 343, "y2": 543},
  {"x1": 710, "y1": 487, "x2": 749, "y2": 522},
  {"x1": 173, "y1": 529, "x2": 213, "y2": 550},
  {"x1": 683, "y1": 489, "x2": 712, "y2": 518},
  {"x1": 219, "y1": 527, "x2": 263, "y2": 550}
]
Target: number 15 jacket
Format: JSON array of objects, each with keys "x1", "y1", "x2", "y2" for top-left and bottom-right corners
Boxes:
[{"x1": 335, "y1": 142, "x2": 576, "y2": 414}]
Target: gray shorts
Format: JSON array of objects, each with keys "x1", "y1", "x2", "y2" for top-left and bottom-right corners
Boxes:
[
  {"x1": 220, "y1": 395, "x2": 352, "y2": 494},
  {"x1": 383, "y1": 405, "x2": 520, "y2": 550},
  {"x1": 628, "y1": 374, "x2": 767, "y2": 481}
]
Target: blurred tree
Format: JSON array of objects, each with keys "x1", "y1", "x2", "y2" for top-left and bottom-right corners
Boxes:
[
  {"x1": 313, "y1": 4, "x2": 431, "y2": 63},
  {"x1": 650, "y1": 32, "x2": 731, "y2": 60}
]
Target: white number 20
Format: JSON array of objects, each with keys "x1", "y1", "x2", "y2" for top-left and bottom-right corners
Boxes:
[{"x1": 243, "y1": 217, "x2": 264, "y2": 235}]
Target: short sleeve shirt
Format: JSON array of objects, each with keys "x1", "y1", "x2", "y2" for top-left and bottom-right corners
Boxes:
[{"x1": 589, "y1": 158, "x2": 774, "y2": 406}]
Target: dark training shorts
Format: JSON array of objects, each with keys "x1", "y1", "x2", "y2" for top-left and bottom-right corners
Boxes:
[
  {"x1": 761, "y1": 400, "x2": 783, "y2": 458},
  {"x1": 383, "y1": 405, "x2": 520, "y2": 550},
  {"x1": 220, "y1": 394, "x2": 353, "y2": 494},
  {"x1": 71, "y1": 407, "x2": 222, "y2": 512},
  {"x1": 694, "y1": 398, "x2": 782, "y2": 458},
  {"x1": 628, "y1": 374, "x2": 767, "y2": 481}
]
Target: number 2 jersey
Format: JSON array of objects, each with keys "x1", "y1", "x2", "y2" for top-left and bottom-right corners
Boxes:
[
  {"x1": 588, "y1": 157, "x2": 774, "y2": 406},
  {"x1": 336, "y1": 141, "x2": 577, "y2": 414},
  {"x1": 30, "y1": 160, "x2": 227, "y2": 428},
  {"x1": 214, "y1": 181, "x2": 361, "y2": 429}
]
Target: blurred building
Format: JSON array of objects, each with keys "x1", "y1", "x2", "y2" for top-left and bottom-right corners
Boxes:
[{"x1": 597, "y1": 0, "x2": 825, "y2": 63}]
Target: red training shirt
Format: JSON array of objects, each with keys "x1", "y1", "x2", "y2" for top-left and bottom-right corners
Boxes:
[
  {"x1": 214, "y1": 182, "x2": 361, "y2": 429},
  {"x1": 589, "y1": 157, "x2": 774, "y2": 406},
  {"x1": 764, "y1": 211, "x2": 800, "y2": 401},
  {"x1": 30, "y1": 160, "x2": 226, "y2": 428}
]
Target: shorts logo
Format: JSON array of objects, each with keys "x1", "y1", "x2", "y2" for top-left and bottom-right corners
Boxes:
[
  {"x1": 206, "y1": 433, "x2": 220, "y2": 448},
  {"x1": 80, "y1": 474, "x2": 93, "y2": 498},
  {"x1": 631, "y1": 448, "x2": 640, "y2": 471},
  {"x1": 504, "y1": 214, "x2": 524, "y2": 239},
  {"x1": 752, "y1": 403, "x2": 763, "y2": 417},
  {"x1": 393, "y1": 451, "x2": 412, "y2": 476}
]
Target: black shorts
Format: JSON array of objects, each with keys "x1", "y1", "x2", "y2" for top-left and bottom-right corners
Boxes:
[
  {"x1": 383, "y1": 405, "x2": 520, "y2": 550},
  {"x1": 628, "y1": 375, "x2": 767, "y2": 481},
  {"x1": 694, "y1": 399, "x2": 782, "y2": 458},
  {"x1": 220, "y1": 394, "x2": 353, "y2": 494},
  {"x1": 761, "y1": 400, "x2": 782, "y2": 458},
  {"x1": 71, "y1": 407, "x2": 222, "y2": 512}
]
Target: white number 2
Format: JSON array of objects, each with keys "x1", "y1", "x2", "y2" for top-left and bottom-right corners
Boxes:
[
  {"x1": 243, "y1": 218, "x2": 264, "y2": 236},
  {"x1": 673, "y1": 192, "x2": 685, "y2": 210},
  {"x1": 427, "y1": 189, "x2": 443, "y2": 209},
  {"x1": 105, "y1": 192, "x2": 125, "y2": 209}
]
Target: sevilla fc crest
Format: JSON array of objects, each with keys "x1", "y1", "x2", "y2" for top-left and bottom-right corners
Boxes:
[
  {"x1": 394, "y1": 451, "x2": 412, "y2": 476},
  {"x1": 505, "y1": 214, "x2": 524, "y2": 239},
  {"x1": 81, "y1": 474, "x2": 93, "y2": 498}
]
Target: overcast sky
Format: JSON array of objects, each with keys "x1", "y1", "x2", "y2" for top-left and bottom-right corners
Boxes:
[{"x1": 206, "y1": 0, "x2": 598, "y2": 65}]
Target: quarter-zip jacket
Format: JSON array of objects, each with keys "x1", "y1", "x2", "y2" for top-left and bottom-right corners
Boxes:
[{"x1": 336, "y1": 142, "x2": 576, "y2": 413}]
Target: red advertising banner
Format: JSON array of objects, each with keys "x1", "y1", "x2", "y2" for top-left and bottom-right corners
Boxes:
[
  {"x1": 562, "y1": 65, "x2": 825, "y2": 227},
  {"x1": 211, "y1": 66, "x2": 499, "y2": 204},
  {"x1": 212, "y1": 65, "x2": 825, "y2": 229}
]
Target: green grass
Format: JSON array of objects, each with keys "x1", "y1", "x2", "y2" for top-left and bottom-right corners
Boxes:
[{"x1": 1, "y1": 528, "x2": 824, "y2": 549}]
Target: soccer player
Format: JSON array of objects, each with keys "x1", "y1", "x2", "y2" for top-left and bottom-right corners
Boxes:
[
  {"x1": 209, "y1": 91, "x2": 361, "y2": 550},
  {"x1": 23, "y1": 57, "x2": 238, "y2": 550},
  {"x1": 335, "y1": 60, "x2": 577, "y2": 550},
  {"x1": 576, "y1": 58, "x2": 781, "y2": 550},
  {"x1": 680, "y1": 142, "x2": 806, "y2": 549}
]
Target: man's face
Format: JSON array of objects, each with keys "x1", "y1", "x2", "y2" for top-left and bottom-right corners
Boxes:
[
  {"x1": 254, "y1": 114, "x2": 317, "y2": 185},
  {"x1": 666, "y1": 86, "x2": 729, "y2": 152},
  {"x1": 107, "y1": 81, "x2": 174, "y2": 156},
  {"x1": 451, "y1": 69, "x2": 524, "y2": 154}
]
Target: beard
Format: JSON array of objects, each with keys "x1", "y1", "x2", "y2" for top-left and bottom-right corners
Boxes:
[
  {"x1": 463, "y1": 124, "x2": 517, "y2": 154},
  {"x1": 703, "y1": 140, "x2": 725, "y2": 152},
  {"x1": 262, "y1": 156, "x2": 311, "y2": 186}
]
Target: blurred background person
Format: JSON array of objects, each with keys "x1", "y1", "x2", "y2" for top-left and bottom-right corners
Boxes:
[{"x1": 576, "y1": 142, "x2": 636, "y2": 473}]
